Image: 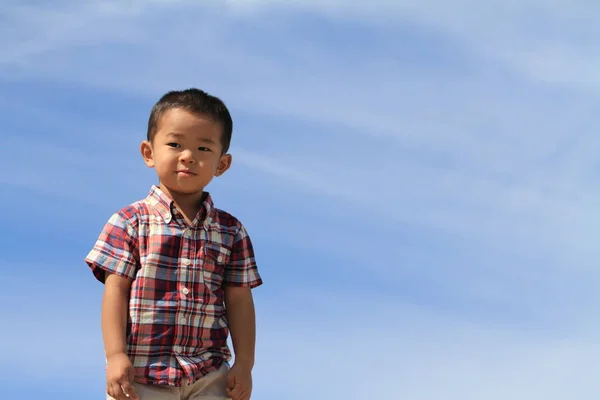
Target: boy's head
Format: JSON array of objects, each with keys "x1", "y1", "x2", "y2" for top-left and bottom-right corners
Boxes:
[
  {"x1": 141, "y1": 88, "x2": 233, "y2": 196},
  {"x1": 146, "y1": 88, "x2": 233, "y2": 153}
]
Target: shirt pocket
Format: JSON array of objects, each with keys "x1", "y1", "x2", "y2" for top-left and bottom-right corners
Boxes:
[{"x1": 202, "y1": 244, "x2": 231, "y2": 293}]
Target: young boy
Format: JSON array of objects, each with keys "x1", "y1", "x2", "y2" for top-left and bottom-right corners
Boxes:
[{"x1": 85, "y1": 89, "x2": 262, "y2": 400}]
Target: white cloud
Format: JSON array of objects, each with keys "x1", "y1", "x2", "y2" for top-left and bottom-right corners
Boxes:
[
  {"x1": 256, "y1": 287, "x2": 600, "y2": 399},
  {"x1": 3, "y1": 5, "x2": 600, "y2": 398},
  {"x1": 2, "y1": 0, "x2": 600, "y2": 318},
  {"x1": 0, "y1": 268, "x2": 105, "y2": 385},
  {"x1": 2, "y1": 265, "x2": 598, "y2": 400},
  {"x1": 258, "y1": 319, "x2": 600, "y2": 400},
  {"x1": 222, "y1": 0, "x2": 600, "y2": 85},
  {"x1": 5, "y1": 0, "x2": 600, "y2": 91}
]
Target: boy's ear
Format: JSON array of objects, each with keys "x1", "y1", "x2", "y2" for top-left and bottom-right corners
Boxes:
[
  {"x1": 215, "y1": 153, "x2": 232, "y2": 177},
  {"x1": 140, "y1": 140, "x2": 155, "y2": 168}
]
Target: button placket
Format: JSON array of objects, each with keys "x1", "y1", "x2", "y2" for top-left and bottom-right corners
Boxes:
[{"x1": 176, "y1": 223, "x2": 194, "y2": 352}]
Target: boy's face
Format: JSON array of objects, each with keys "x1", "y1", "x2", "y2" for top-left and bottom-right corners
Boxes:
[{"x1": 140, "y1": 108, "x2": 232, "y2": 195}]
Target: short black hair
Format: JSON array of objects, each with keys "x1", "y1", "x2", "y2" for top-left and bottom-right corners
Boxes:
[{"x1": 147, "y1": 88, "x2": 233, "y2": 154}]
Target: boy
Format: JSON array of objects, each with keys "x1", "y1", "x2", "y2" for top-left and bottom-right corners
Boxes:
[{"x1": 85, "y1": 88, "x2": 262, "y2": 400}]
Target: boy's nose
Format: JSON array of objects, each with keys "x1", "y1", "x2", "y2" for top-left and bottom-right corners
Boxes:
[{"x1": 180, "y1": 150, "x2": 196, "y2": 163}]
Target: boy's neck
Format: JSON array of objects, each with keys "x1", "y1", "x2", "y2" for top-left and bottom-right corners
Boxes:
[{"x1": 159, "y1": 183, "x2": 206, "y2": 224}]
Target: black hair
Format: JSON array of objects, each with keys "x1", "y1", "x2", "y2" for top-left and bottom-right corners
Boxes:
[{"x1": 147, "y1": 88, "x2": 233, "y2": 153}]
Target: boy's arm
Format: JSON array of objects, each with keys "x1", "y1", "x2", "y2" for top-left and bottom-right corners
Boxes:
[
  {"x1": 222, "y1": 221, "x2": 262, "y2": 399},
  {"x1": 224, "y1": 286, "x2": 256, "y2": 368},
  {"x1": 85, "y1": 211, "x2": 140, "y2": 400},
  {"x1": 102, "y1": 272, "x2": 139, "y2": 400},
  {"x1": 102, "y1": 273, "x2": 132, "y2": 358}
]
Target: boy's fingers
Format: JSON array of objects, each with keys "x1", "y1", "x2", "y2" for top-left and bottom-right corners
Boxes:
[
  {"x1": 241, "y1": 388, "x2": 251, "y2": 400},
  {"x1": 233, "y1": 390, "x2": 249, "y2": 400},
  {"x1": 108, "y1": 381, "x2": 125, "y2": 400},
  {"x1": 226, "y1": 372, "x2": 236, "y2": 388},
  {"x1": 228, "y1": 385, "x2": 243, "y2": 399},
  {"x1": 120, "y1": 380, "x2": 139, "y2": 400}
]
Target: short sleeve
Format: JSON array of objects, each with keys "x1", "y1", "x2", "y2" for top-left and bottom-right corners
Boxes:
[
  {"x1": 84, "y1": 211, "x2": 140, "y2": 283},
  {"x1": 224, "y1": 222, "x2": 263, "y2": 288}
]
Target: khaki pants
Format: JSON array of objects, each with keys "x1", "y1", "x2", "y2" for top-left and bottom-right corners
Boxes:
[{"x1": 108, "y1": 364, "x2": 230, "y2": 400}]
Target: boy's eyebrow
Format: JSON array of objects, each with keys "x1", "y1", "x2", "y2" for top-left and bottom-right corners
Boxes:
[{"x1": 166, "y1": 132, "x2": 216, "y2": 144}]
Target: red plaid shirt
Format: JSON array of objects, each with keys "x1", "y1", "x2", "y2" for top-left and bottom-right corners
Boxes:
[{"x1": 85, "y1": 185, "x2": 262, "y2": 386}]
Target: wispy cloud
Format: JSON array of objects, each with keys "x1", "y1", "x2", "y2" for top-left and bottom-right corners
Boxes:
[
  {"x1": 221, "y1": 0, "x2": 600, "y2": 87},
  {"x1": 3, "y1": 0, "x2": 598, "y2": 302},
  {"x1": 258, "y1": 299, "x2": 600, "y2": 400},
  {"x1": 5, "y1": 0, "x2": 600, "y2": 87},
  {"x1": 3, "y1": 2, "x2": 600, "y2": 398},
  {"x1": 2, "y1": 266, "x2": 597, "y2": 399}
]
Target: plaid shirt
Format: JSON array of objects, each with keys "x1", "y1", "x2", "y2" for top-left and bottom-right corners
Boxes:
[{"x1": 85, "y1": 185, "x2": 262, "y2": 386}]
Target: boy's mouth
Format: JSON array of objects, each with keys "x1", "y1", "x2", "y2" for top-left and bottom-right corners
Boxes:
[{"x1": 177, "y1": 169, "x2": 197, "y2": 176}]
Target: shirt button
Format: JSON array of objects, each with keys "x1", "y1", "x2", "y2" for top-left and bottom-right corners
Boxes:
[
  {"x1": 181, "y1": 258, "x2": 191, "y2": 266},
  {"x1": 174, "y1": 345, "x2": 182, "y2": 353},
  {"x1": 183, "y1": 229, "x2": 191, "y2": 237},
  {"x1": 181, "y1": 287, "x2": 189, "y2": 295},
  {"x1": 217, "y1": 255, "x2": 223, "y2": 263},
  {"x1": 179, "y1": 317, "x2": 186, "y2": 324}
]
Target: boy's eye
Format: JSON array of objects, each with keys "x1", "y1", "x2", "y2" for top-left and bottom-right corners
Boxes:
[
  {"x1": 167, "y1": 142, "x2": 181, "y2": 148},
  {"x1": 198, "y1": 147, "x2": 212, "y2": 152}
]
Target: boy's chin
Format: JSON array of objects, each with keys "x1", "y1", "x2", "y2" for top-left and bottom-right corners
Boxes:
[
  {"x1": 175, "y1": 185, "x2": 206, "y2": 195},
  {"x1": 161, "y1": 181, "x2": 206, "y2": 195}
]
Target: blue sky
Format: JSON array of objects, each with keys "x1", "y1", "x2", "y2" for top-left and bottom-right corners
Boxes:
[{"x1": 1, "y1": 1, "x2": 600, "y2": 399}]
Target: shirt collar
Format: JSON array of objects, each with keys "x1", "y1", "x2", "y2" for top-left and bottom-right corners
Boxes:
[{"x1": 146, "y1": 185, "x2": 214, "y2": 224}]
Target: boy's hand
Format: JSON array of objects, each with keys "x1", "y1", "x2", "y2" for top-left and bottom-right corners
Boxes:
[
  {"x1": 226, "y1": 363, "x2": 253, "y2": 400},
  {"x1": 106, "y1": 352, "x2": 139, "y2": 400}
]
